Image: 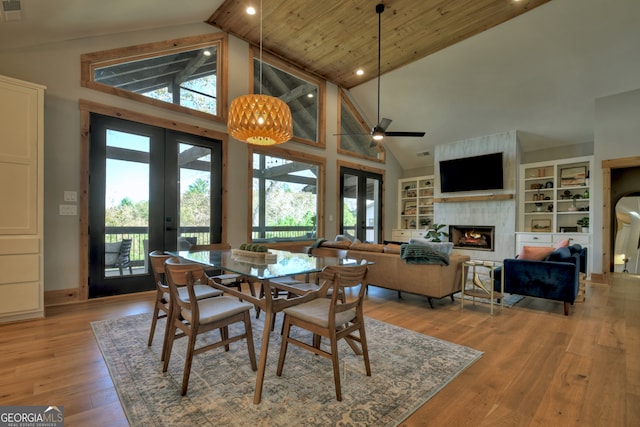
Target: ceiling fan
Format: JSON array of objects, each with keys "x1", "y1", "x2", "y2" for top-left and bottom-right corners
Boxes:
[{"x1": 347, "y1": 3, "x2": 426, "y2": 146}]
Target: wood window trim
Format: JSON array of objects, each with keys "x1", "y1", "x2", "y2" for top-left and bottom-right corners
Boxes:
[
  {"x1": 601, "y1": 155, "x2": 640, "y2": 284},
  {"x1": 337, "y1": 88, "x2": 386, "y2": 163},
  {"x1": 78, "y1": 99, "x2": 230, "y2": 301},
  {"x1": 80, "y1": 33, "x2": 228, "y2": 124},
  {"x1": 336, "y1": 160, "x2": 386, "y2": 238},
  {"x1": 249, "y1": 47, "x2": 326, "y2": 148},
  {"x1": 247, "y1": 145, "x2": 326, "y2": 244}
]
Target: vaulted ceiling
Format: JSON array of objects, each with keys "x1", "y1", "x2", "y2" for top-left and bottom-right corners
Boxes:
[
  {"x1": 207, "y1": 0, "x2": 551, "y2": 89},
  {"x1": 1, "y1": 0, "x2": 639, "y2": 170}
]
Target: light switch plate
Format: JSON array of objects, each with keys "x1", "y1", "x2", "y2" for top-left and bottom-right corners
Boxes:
[
  {"x1": 59, "y1": 205, "x2": 77, "y2": 216},
  {"x1": 64, "y1": 191, "x2": 77, "y2": 202}
]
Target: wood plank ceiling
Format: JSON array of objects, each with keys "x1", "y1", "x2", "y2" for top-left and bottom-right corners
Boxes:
[{"x1": 207, "y1": 0, "x2": 552, "y2": 89}]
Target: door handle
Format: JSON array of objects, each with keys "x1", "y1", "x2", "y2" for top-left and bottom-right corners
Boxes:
[{"x1": 166, "y1": 226, "x2": 177, "y2": 231}]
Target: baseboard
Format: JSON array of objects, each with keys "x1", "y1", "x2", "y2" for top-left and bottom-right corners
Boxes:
[{"x1": 44, "y1": 288, "x2": 80, "y2": 306}]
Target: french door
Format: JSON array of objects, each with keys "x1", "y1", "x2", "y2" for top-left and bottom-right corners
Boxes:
[
  {"x1": 88, "y1": 114, "x2": 222, "y2": 297},
  {"x1": 339, "y1": 167, "x2": 383, "y2": 243}
]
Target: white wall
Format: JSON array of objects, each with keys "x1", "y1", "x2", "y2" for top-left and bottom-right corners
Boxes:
[
  {"x1": 0, "y1": 24, "x2": 402, "y2": 292},
  {"x1": 594, "y1": 88, "x2": 640, "y2": 275}
]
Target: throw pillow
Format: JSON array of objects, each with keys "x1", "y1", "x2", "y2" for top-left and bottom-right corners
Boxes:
[
  {"x1": 554, "y1": 239, "x2": 570, "y2": 249},
  {"x1": 408, "y1": 238, "x2": 454, "y2": 255},
  {"x1": 546, "y1": 246, "x2": 571, "y2": 262},
  {"x1": 518, "y1": 245, "x2": 555, "y2": 261},
  {"x1": 383, "y1": 243, "x2": 402, "y2": 254}
]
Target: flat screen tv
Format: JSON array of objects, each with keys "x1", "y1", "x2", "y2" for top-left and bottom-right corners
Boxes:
[{"x1": 439, "y1": 152, "x2": 504, "y2": 193}]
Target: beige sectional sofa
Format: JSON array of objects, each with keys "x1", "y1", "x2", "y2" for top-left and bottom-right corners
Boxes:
[{"x1": 312, "y1": 241, "x2": 470, "y2": 308}]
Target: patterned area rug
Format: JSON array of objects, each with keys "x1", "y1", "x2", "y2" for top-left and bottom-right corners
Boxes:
[{"x1": 91, "y1": 312, "x2": 482, "y2": 427}]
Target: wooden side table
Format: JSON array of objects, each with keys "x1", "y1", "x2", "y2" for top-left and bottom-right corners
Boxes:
[{"x1": 460, "y1": 260, "x2": 504, "y2": 315}]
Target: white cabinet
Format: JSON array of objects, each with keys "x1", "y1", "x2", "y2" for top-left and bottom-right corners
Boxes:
[
  {"x1": 0, "y1": 75, "x2": 45, "y2": 323},
  {"x1": 397, "y1": 175, "x2": 434, "y2": 230},
  {"x1": 517, "y1": 156, "x2": 593, "y2": 276},
  {"x1": 391, "y1": 229, "x2": 428, "y2": 243}
]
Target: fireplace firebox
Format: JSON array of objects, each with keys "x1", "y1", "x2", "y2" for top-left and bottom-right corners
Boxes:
[{"x1": 449, "y1": 225, "x2": 495, "y2": 251}]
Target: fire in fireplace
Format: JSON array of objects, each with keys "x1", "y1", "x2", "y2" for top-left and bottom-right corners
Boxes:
[{"x1": 449, "y1": 225, "x2": 495, "y2": 251}]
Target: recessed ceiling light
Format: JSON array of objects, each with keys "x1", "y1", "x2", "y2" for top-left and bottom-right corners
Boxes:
[
  {"x1": 307, "y1": 93, "x2": 314, "y2": 98},
  {"x1": 356, "y1": 69, "x2": 364, "y2": 76},
  {"x1": 203, "y1": 50, "x2": 212, "y2": 56},
  {"x1": 246, "y1": 6, "x2": 256, "y2": 15}
]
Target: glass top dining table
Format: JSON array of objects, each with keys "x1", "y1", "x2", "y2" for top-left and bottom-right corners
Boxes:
[{"x1": 173, "y1": 248, "x2": 361, "y2": 404}]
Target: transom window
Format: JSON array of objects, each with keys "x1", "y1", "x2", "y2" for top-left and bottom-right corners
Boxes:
[
  {"x1": 250, "y1": 148, "x2": 325, "y2": 242},
  {"x1": 338, "y1": 89, "x2": 385, "y2": 162},
  {"x1": 252, "y1": 49, "x2": 326, "y2": 147},
  {"x1": 81, "y1": 34, "x2": 227, "y2": 123}
]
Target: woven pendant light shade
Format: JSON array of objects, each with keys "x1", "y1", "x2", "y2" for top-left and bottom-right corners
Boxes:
[{"x1": 228, "y1": 94, "x2": 293, "y2": 145}]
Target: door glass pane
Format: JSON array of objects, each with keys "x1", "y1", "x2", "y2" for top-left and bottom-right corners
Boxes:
[
  {"x1": 366, "y1": 177, "x2": 380, "y2": 243},
  {"x1": 178, "y1": 143, "x2": 212, "y2": 248},
  {"x1": 105, "y1": 130, "x2": 150, "y2": 276},
  {"x1": 342, "y1": 173, "x2": 358, "y2": 240}
]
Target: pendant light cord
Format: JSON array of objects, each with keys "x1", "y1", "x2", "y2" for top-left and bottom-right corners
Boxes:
[
  {"x1": 376, "y1": 5, "x2": 381, "y2": 127},
  {"x1": 259, "y1": 0, "x2": 263, "y2": 96}
]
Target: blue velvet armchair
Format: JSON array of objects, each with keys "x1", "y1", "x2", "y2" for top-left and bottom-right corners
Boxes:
[{"x1": 495, "y1": 245, "x2": 585, "y2": 315}]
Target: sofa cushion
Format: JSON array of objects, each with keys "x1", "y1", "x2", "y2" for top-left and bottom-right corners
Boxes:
[
  {"x1": 320, "y1": 240, "x2": 352, "y2": 249},
  {"x1": 408, "y1": 238, "x2": 454, "y2": 254},
  {"x1": 349, "y1": 242, "x2": 385, "y2": 252},
  {"x1": 518, "y1": 245, "x2": 555, "y2": 261},
  {"x1": 383, "y1": 243, "x2": 402, "y2": 254}
]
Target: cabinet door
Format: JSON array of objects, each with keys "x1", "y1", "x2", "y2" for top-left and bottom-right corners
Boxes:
[{"x1": 0, "y1": 76, "x2": 44, "y2": 322}]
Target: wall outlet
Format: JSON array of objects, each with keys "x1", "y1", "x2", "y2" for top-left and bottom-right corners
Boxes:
[{"x1": 59, "y1": 205, "x2": 77, "y2": 216}]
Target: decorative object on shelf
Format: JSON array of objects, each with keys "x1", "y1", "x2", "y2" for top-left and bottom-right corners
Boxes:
[
  {"x1": 425, "y1": 223, "x2": 449, "y2": 242},
  {"x1": 585, "y1": 170, "x2": 590, "y2": 186},
  {"x1": 531, "y1": 219, "x2": 551, "y2": 232},
  {"x1": 583, "y1": 189, "x2": 589, "y2": 199},
  {"x1": 569, "y1": 194, "x2": 581, "y2": 211},
  {"x1": 227, "y1": 0, "x2": 293, "y2": 146},
  {"x1": 547, "y1": 204, "x2": 553, "y2": 212},
  {"x1": 560, "y1": 226, "x2": 579, "y2": 233},
  {"x1": 420, "y1": 218, "x2": 431, "y2": 227},
  {"x1": 560, "y1": 166, "x2": 587, "y2": 187},
  {"x1": 545, "y1": 181, "x2": 553, "y2": 188},
  {"x1": 535, "y1": 202, "x2": 543, "y2": 212},
  {"x1": 577, "y1": 217, "x2": 589, "y2": 233},
  {"x1": 561, "y1": 189, "x2": 572, "y2": 200}
]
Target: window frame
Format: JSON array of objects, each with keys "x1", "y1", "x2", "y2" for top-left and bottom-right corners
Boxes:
[
  {"x1": 248, "y1": 146, "x2": 326, "y2": 243},
  {"x1": 337, "y1": 88, "x2": 386, "y2": 163},
  {"x1": 250, "y1": 47, "x2": 326, "y2": 148},
  {"x1": 81, "y1": 33, "x2": 228, "y2": 123}
]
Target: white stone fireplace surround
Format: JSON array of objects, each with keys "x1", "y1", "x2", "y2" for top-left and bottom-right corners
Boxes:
[{"x1": 433, "y1": 131, "x2": 519, "y2": 262}]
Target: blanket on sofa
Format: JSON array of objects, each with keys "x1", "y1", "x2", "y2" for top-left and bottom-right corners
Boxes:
[{"x1": 400, "y1": 244, "x2": 450, "y2": 265}]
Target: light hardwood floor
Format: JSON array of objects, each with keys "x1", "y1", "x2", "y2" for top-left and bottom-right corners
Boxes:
[{"x1": 1, "y1": 274, "x2": 638, "y2": 426}]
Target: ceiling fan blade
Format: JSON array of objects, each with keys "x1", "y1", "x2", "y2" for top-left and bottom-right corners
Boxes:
[
  {"x1": 377, "y1": 117, "x2": 392, "y2": 132},
  {"x1": 384, "y1": 131, "x2": 426, "y2": 138}
]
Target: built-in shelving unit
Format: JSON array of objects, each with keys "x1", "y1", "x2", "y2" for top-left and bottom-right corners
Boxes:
[
  {"x1": 517, "y1": 156, "x2": 593, "y2": 276},
  {"x1": 392, "y1": 176, "x2": 434, "y2": 242}
]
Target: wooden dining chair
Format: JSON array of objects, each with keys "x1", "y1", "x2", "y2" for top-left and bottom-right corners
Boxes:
[
  {"x1": 276, "y1": 260, "x2": 370, "y2": 401},
  {"x1": 147, "y1": 251, "x2": 222, "y2": 361},
  {"x1": 163, "y1": 257, "x2": 257, "y2": 395}
]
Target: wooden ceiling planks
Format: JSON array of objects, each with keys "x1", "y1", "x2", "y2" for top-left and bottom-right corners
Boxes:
[{"x1": 208, "y1": 0, "x2": 552, "y2": 88}]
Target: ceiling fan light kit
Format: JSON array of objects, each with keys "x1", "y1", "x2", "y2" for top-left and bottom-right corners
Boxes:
[
  {"x1": 368, "y1": 4, "x2": 426, "y2": 142},
  {"x1": 227, "y1": 0, "x2": 293, "y2": 146}
]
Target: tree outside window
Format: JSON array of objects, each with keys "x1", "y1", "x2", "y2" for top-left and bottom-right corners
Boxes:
[{"x1": 251, "y1": 150, "x2": 324, "y2": 242}]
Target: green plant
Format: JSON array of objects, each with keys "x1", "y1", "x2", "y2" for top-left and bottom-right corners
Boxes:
[
  {"x1": 425, "y1": 223, "x2": 449, "y2": 242},
  {"x1": 577, "y1": 217, "x2": 589, "y2": 227}
]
